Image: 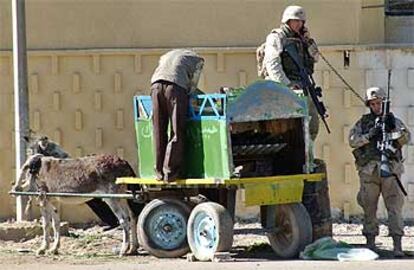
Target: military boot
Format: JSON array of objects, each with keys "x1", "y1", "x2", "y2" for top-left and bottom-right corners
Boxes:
[
  {"x1": 365, "y1": 235, "x2": 376, "y2": 250},
  {"x1": 392, "y1": 236, "x2": 404, "y2": 257}
]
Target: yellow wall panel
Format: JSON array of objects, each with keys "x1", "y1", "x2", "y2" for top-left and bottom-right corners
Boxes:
[
  {"x1": 51, "y1": 55, "x2": 59, "y2": 75},
  {"x1": 53, "y1": 129, "x2": 63, "y2": 145},
  {"x1": 92, "y1": 54, "x2": 100, "y2": 75}
]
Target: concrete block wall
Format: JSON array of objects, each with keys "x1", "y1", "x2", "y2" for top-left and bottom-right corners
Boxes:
[
  {"x1": 0, "y1": 48, "x2": 259, "y2": 221},
  {"x1": 1, "y1": 46, "x2": 414, "y2": 221},
  {"x1": 0, "y1": 52, "x2": 15, "y2": 219},
  {"x1": 315, "y1": 47, "x2": 414, "y2": 220}
]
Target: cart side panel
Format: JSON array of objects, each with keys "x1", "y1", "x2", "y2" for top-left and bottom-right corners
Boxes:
[
  {"x1": 184, "y1": 120, "x2": 230, "y2": 179},
  {"x1": 136, "y1": 119, "x2": 156, "y2": 178},
  {"x1": 134, "y1": 95, "x2": 231, "y2": 179}
]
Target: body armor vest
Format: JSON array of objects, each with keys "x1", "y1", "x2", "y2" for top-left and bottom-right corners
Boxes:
[
  {"x1": 352, "y1": 113, "x2": 402, "y2": 167},
  {"x1": 280, "y1": 25, "x2": 314, "y2": 84}
]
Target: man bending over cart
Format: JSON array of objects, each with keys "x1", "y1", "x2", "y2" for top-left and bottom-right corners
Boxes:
[{"x1": 150, "y1": 49, "x2": 204, "y2": 182}]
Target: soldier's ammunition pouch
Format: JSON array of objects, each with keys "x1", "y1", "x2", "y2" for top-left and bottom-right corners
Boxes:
[
  {"x1": 353, "y1": 113, "x2": 387, "y2": 167},
  {"x1": 352, "y1": 143, "x2": 381, "y2": 167},
  {"x1": 352, "y1": 141, "x2": 402, "y2": 167}
]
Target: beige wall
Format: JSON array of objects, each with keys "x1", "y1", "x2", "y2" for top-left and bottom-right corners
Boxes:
[
  {"x1": 1, "y1": 0, "x2": 383, "y2": 50},
  {"x1": 1, "y1": 0, "x2": 412, "y2": 221},
  {"x1": 360, "y1": 0, "x2": 385, "y2": 44}
]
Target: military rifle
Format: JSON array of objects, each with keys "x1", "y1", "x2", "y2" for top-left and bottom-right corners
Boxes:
[
  {"x1": 377, "y1": 70, "x2": 407, "y2": 195},
  {"x1": 285, "y1": 50, "x2": 331, "y2": 134}
]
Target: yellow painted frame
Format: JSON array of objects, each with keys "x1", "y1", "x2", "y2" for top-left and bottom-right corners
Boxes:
[{"x1": 116, "y1": 173, "x2": 324, "y2": 206}]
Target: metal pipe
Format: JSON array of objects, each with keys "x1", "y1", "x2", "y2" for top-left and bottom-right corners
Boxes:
[
  {"x1": 12, "y1": 0, "x2": 30, "y2": 222},
  {"x1": 9, "y1": 191, "x2": 136, "y2": 199}
]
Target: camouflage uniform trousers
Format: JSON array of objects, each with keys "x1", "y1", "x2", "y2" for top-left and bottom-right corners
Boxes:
[
  {"x1": 357, "y1": 166, "x2": 404, "y2": 237},
  {"x1": 289, "y1": 90, "x2": 319, "y2": 141},
  {"x1": 307, "y1": 95, "x2": 319, "y2": 141}
]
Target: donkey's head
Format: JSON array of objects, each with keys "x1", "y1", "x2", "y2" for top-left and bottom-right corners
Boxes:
[
  {"x1": 25, "y1": 135, "x2": 70, "y2": 158},
  {"x1": 12, "y1": 154, "x2": 43, "y2": 193}
]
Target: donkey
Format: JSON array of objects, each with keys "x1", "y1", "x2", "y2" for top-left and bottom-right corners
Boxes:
[
  {"x1": 12, "y1": 153, "x2": 138, "y2": 256},
  {"x1": 22, "y1": 136, "x2": 70, "y2": 219},
  {"x1": 23, "y1": 136, "x2": 121, "y2": 228}
]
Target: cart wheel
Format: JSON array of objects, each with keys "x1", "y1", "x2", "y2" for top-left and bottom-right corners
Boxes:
[
  {"x1": 266, "y1": 203, "x2": 312, "y2": 258},
  {"x1": 187, "y1": 202, "x2": 233, "y2": 261},
  {"x1": 137, "y1": 198, "x2": 191, "y2": 258}
]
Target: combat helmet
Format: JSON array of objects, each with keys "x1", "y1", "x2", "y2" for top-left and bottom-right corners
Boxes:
[
  {"x1": 365, "y1": 87, "x2": 386, "y2": 106},
  {"x1": 281, "y1": 6, "x2": 306, "y2": 23}
]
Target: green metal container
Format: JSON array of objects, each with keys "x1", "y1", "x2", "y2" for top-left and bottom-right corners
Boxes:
[
  {"x1": 134, "y1": 93, "x2": 231, "y2": 179},
  {"x1": 134, "y1": 80, "x2": 309, "y2": 179}
]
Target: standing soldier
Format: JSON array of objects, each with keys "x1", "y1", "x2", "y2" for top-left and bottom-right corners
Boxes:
[
  {"x1": 259, "y1": 5, "x2": 320, "y2": 140},
  {"x1": 258, "y1": 5, "x2": 332, "y2": 241},
  {"x1": 349, "y1": 87, "x2": 411, "y2": 257},
  {"x1": 150, "y1": 49, "x2": 204, "y2": 182}
]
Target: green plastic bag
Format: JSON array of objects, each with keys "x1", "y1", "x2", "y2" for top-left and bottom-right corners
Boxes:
[{"x1": 300, "y1": 237, "x2": 378, "y2": 261}]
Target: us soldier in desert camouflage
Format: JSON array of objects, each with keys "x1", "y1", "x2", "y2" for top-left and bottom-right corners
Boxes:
[
  {"x1": 258, "y1": 5, "x2": 320, "y2": 140},
  {"x1": 349, "y1": 86, "x2": 411, "y2": 257}
]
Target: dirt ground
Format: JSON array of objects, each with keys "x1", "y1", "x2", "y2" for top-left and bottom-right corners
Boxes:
[{"x1": 1, "y1": 221, "x2": 414, "y2": 265}]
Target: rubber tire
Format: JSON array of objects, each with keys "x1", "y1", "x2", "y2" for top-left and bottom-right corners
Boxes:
[
  {"x1": 137, "y1": 198, "x2": 191, "y2": 258},
  {"x1": 266, "y1": 203, "x2": 313, "y2": 259},
  {"x1": 187, "y1": 202, "x2": 234, "y2": 261}
]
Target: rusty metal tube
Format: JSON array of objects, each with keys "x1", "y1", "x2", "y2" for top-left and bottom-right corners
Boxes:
[{"x1": 9, "y1": 191, "x2": 135, "y2": 199}]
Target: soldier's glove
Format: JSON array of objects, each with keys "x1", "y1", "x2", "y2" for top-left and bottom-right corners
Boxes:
[
  {"x1": 384, "y1": 112, "x2": 396, "y2": 131},
  {"x1": 368, "y1": 126, "x2": 382, "y2": 141}
]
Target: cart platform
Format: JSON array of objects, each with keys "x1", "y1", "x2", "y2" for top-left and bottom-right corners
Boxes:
[{"x1": 117, "y1": 173, "x2": 324, "y2": 206}]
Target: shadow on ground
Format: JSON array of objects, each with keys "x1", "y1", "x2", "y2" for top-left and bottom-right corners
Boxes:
[{"x1": 232, "y1": 227, "x2": 414, "y2": 261}]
